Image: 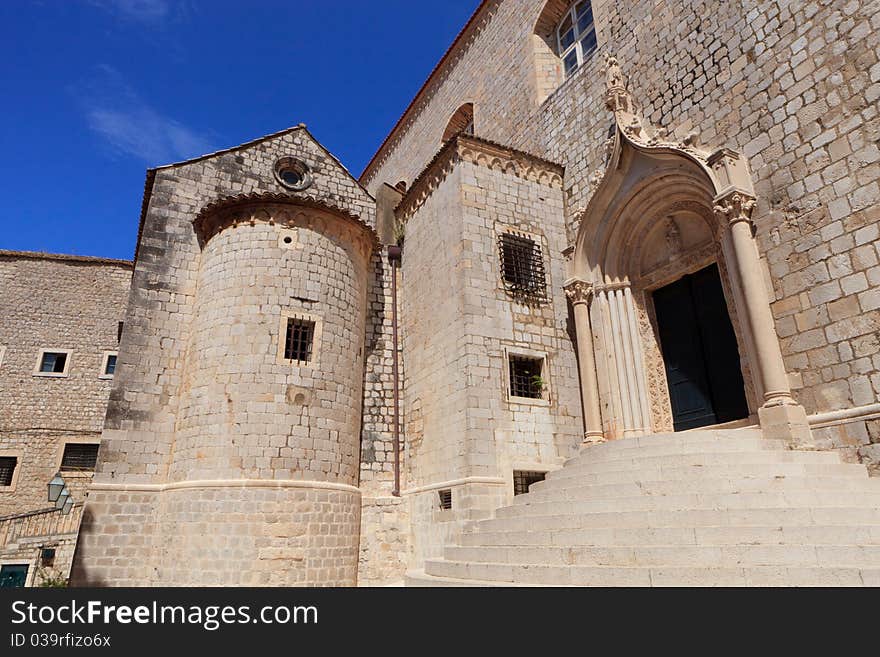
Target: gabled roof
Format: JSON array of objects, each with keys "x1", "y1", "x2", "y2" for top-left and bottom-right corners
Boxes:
[{"x1": 133, "y1": 124, "x2": 373, "y2": 266}]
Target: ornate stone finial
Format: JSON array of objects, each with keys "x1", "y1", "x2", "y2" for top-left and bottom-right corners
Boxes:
[
  {"x1": 713, "y1": 192, "x2": 757, "y2": 233},
  {"x1": 603, "y1": 53, "x2": 624, "y2": 91},
  {"x1": 564, "y1": 279, "x2": 594, "y2": 305}
]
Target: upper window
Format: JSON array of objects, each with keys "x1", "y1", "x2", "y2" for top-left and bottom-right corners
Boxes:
[
  {"x1": 499, "y1": 232, "x2": 546, "y2": 301},
  {"x1": 556, "y1": 1, "x2": 596, "y2": 78},
  {"x1": 0, "y1": 456, "x2": 17, "y2": 487},
  {"x1": 33, "y1": 349, "x2": 72, "y2": 377},
  {"x1": 99, "y1": 351, "x2": 118, "y2": 379},
  {"x1": 60, "y1": 443, "x2": 100, "y2": 472}
]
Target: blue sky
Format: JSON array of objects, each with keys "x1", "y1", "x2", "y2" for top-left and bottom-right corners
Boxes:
[{"x1": 0, "y1": 0, "x2": 479, "y2": 260}]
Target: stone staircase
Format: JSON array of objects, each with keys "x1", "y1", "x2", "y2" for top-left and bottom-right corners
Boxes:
[{"x1": 406, "y1": 428, "x2": 880, "y2": 586}]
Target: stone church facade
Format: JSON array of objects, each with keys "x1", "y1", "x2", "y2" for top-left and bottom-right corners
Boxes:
[{"x1": 2, "y1": 0, "x2": 880, "y2": 586}]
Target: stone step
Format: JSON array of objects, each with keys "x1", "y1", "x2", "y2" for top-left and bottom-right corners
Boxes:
[
  {"x1": 529, "y1": 462, "x2": 868, "y2": 490},
  {"x1": 542, "y1": 450, "x2": 841, "y2": 481},
  {"x1": 420, "y1": 560, "x2": 880, "y2": 586},
  {"x1": 495, "y1": 490, "x2": 880, "y2": 518},
  {"x1": 563, "y1": 437, "x2": 783, "y2": 465},
  {"x1": 469, "y1": 507, "x2": 880, "y2": 533},
  {"x1": 460, "y1": 525, "x2": 880, "y2": 547},
  {"x1": 517, "y1": 476, "x2": 880, "y2": 504},
  {"x1": 566, "y1": 428, "x2": 764, "y2": 456},
  {"x1": 442, "y1": 544, "x2": 880, "y2": 568}
]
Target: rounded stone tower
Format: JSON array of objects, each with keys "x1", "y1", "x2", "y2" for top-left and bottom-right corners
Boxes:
[{"x1": 154, "y1": 198, "x2": 374, "y2": 586}]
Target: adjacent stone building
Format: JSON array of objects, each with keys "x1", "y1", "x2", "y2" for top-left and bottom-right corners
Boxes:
[
  {"x1": 0, "y1": 252, "x2": 130, "y2": 587},
  {"x1": 3, "y1": 0, "x2": 880, "y2": 586}
]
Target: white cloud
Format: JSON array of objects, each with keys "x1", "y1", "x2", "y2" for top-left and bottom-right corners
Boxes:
[{"x1": 77, "y1": 66, "x2": 212, "y2": 164}]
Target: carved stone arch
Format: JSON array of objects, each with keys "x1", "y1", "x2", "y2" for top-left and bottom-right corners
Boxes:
[{"x1": 565, "y1": 54, "x2": 811, "y2": 446}]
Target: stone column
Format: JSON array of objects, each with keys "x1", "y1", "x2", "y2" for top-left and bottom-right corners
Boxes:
[
  {"x1": 714, "y1": 191, "x2": 812, "y2": 445},
  {"x1": 565, "y1": 279, "x2": 604, "y2": 443}
]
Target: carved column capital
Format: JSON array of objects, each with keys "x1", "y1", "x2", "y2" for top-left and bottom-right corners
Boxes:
[
  {"x1": 713, "y1": 191, "x2": 757, "y2": 234},
  {"x1": 564, "y1": 278, "x2": 594, "y2": 306}
]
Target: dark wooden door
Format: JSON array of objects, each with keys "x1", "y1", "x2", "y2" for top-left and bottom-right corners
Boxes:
[{"x1": 652, "y1": 264, "x2": 749, "y2": 431}]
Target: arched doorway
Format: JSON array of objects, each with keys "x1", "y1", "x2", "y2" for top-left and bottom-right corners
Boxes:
[{"x1": 564, "y1": 55, "x2": 812, "y2": 446}]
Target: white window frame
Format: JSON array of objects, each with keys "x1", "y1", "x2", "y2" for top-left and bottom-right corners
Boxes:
[
  {"x1": 556, "y1": 1, "x2": 597, "y2": 78},
  {"x1": 99, "y1": 351, "x2": 118, "y2": 380},
  {"x1": 503, "y1": 347, "x2": 551, "y2": 407},
  {"x1": 0, "y1": 560, "x2": 35, "y2": 588},
  {"x1": 32, "y1": 348, "x2": 73, "y2": 378}
]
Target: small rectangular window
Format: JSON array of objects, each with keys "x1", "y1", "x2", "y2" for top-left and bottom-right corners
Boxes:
[
  {"x1": 40, "y1": 548, "x2": 56, "y2": 567},
  {"x1": 513, "y1": 470, "x2": 546, "y2": 496},
  {"x1": 438, "y1": 489, "x2": 452, "y2": 510},
  {"x1": 0, "y1": 457, "x2": 17, "y2": 487},
  {"x1": 284, "y1": 318, "x2": 316, "y2": 362},
  {"x1": 39, "y1": 352, "x2": 67, "y2": 374},
  {"x1": 117, "y1": 321, "x2": 124, "y2": 343},
  {"x1": 509, "y1": 355, "x2": 544, "y2": 399},
  {"x1": 499, "y1": 232, "x2": 546, "y2": 300},
  {"x1": 60, "y1": 443, "x2": 100, "y2": 472},
  {"x1": 99, "y1": 351, "x2": 118, "y2": 379}
]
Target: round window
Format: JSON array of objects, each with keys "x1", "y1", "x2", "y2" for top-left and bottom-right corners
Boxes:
[{"x1": 273, "y1": 157, "x2": 312, "y2": 191}]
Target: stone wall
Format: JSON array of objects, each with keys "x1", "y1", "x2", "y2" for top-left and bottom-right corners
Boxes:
[
  {"x1": 0, "y1": 252, "x2": 131, "y2": 582},
  {"x1": 72, "y1": 127, "x2": 378, "y2": 586},
  {"x1": 363, "y1": 0, "x2": 880, "y2": 468},
  {"x1": 395, "y1": 136, "x2": 582, "y2": 566}
]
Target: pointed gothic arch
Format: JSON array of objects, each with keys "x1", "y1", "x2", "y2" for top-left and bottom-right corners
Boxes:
[{"x1": 565, "y1": 55, "x2": 812, "y2": 446}]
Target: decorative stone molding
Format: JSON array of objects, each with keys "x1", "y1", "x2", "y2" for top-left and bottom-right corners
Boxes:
[
  {"x1": 564, "y1": 278, "x2": 594, "y2": 305},
  {"x1": 192, "y1": 193, "x2": 378, "y2": 253},
  {"x1": 713, "y1": 191, "x2": 757, "y2": 234},
  {"x1": 395, "y1": 133, "x2": 564, "y2": 222}
]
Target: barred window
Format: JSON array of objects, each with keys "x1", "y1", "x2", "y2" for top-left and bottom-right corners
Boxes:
[
  {"x1": 60, "y1": 443, "x2": 100, "y2": 472},
  {"x1": 284, "y1": 318, "x2": 315, "y2": 363},
  {"x1": 513, "y1": 470, "x2": 546, "y2": 496},
  {"x1": 438, "y1": 489, "x2": 452, "y2": 510},
  {"x1": 557, "y1": 1, "x2": 596, "y2": 78},
  {"x1": 0, "y1": 457, "x2": 17, "y2": 487},
  {"x1": 499, "y1": 232, "x2": 546, "y2": 300},
  {"x1": 509, "y1": 355, "x2": 544, "y2": 399}
]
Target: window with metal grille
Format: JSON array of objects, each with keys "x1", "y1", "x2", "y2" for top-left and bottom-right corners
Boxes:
[
  {"x1": 513, "y1": 470, "x2": 546, "y2": 496},
  {"x1": 509, "y1": 355, "x2": 544, "y2": 399},
  {"x1": 438, "y1": 489, "x2": 452, "y2": 510},
  {"x1": 284, "y1": 318, "x2": 315, "y2": 363},
  {"x1": 39, "y1": 352, "x2": 67, "y2": 373},
  {"x1": 499, "y1": 232, "x2": 546, "y2": 300},
  {"x1": 60, "y1": 443, "x2": 99, "y2": 472},
  {"x1": 0, "y1": 457, "x2": 16, "y2": 486}
]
